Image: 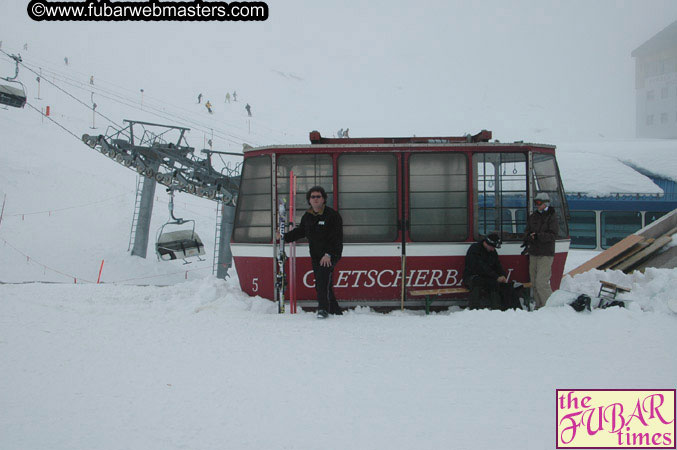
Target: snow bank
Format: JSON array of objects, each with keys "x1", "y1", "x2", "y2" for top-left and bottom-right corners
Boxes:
[
  {"x1": 2, "y1": 276, "x2": 677, "y2": 450},
  {"x1": 559, "y1": 267, "x2": 677, "y2": 314}
]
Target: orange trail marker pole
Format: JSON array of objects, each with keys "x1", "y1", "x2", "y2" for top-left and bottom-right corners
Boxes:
[{"x1": 97, "y1": 259, "x2": 104, "y2": 284}]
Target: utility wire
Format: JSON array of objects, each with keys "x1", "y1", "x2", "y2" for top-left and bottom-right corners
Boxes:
[
  {"x1": 1, "y1": 48, "x2": 124, "y2": 131},
  {"x1": 0, "y1": 236, "x2": 96, "y2": 283},
  {"x1": 25, "y1": 100, "x2": 82, "y2": 141},
  {"x1": 28, "y1": 63, "x2": 263, "y2": 148},
  {"x1": 4, "y1": 46, "x2": 289, "y2": 145},
  {"x1": 20, "y1": 57, "x2": 285, "y2": 146},
  {"x1": 6, "y1": 193, "x2": 129, "y2": 217}
]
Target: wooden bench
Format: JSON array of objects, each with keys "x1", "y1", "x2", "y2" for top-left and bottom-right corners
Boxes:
[
  {"x1": 409, "y1": 287, "x2": 469, "y2": 314},
  {"x1": 409, "y1": 283, "x2": 532, "y2": 314},
  {"x1": 598, "y1": 281, "x2": 631, "y2": 300}
]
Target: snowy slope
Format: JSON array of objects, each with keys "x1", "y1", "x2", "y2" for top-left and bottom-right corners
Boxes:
[{"x1": 0, "y1": 107, "x2": 220, "y2": 284}]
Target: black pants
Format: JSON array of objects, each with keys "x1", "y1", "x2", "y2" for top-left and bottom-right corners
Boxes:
[
  {"x1": 467, "y1": 276, "x2": 523, "y2": 311},
  {"x1": 312, "y1": 259, "x2": 342, "y2": 314}
]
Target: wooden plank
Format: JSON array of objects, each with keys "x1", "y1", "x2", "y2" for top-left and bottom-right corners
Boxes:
[
  {"x1": 409, "y1": 287, "x2": 469, "y2": 296},
  {"x1": 604, "y1": 239, "x2": 654, "y2": 270},
  {"x1": 614, "y1": 234, "x2": 675, "y2": 272},
  {"x1": 599, "y1": 280, "x2": 631, "y2": 293},
  {"x1": 410, "y1": 282, "x2": 532, "y2": 297},
  {"x1": 567, "y1": 234, "x2": 645, "y2": 277}
]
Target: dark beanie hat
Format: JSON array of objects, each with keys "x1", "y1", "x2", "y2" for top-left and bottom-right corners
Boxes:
[{"x1": 485, "y1": 233, "x2": 502, "y2": 248}]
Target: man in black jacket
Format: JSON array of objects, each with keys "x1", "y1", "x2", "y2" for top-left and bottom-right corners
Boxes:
[
  {"x1": 282, "y1": 186, "x2": 343, "y2": 318},
  {"x1": 462, "y1": 233, "x2": 512, "y2": 310},
  {"x1": 524, "y1": 192, "x2": 559, "y2": 309}
]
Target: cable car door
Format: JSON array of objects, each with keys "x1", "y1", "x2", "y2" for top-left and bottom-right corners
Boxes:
[{"x1": 404, "y1": 152, "x2": 470, "y2": 299}]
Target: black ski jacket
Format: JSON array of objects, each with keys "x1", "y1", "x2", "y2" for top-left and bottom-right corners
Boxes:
[
  {"x1": 524, "y1": 207, "x2": 558, "y2": 256},
  {"x1": 462, "y1": 241, "x2": 506, "y2": 286},
  {"x1": 284, "y1": 206, "x2": 343, "y2": 262}
]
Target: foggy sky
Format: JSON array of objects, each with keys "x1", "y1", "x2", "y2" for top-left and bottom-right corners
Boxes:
[{"x1": 2, "y1": 0, "x2": 677, "y2": 143}]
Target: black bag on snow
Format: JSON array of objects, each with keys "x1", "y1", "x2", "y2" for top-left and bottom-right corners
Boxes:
[{"x1": 570, "y1": 294, "x2": 592, "y2": 312}]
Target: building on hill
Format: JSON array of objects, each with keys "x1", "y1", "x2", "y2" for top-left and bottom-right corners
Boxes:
[{"x1": 632, "y1": 20, "x2": 677, "y2": 138}]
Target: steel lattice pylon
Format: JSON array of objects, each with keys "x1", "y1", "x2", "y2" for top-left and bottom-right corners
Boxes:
[
  {"x1": 82, "y1": 120, "x2": 240, "y2": 206},
  {"x1": 83, "y1": 120, "x2": 241, "y2": 274}
]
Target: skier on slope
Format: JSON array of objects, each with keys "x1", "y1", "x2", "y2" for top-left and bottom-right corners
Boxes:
[
  {"x1": 279, "y1": 186, "x2": 343, "y2": 318},
  {"x1": 205, "y1": 100, "x2": 213, "y2": 114}
]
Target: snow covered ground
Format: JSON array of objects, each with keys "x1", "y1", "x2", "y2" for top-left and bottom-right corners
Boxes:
[{"x1": 2, "y1": 267, "x2": 677, "y2": 450}]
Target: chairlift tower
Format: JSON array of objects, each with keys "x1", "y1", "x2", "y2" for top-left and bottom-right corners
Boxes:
[{"x1": 83, "y1": 120, "x2": 241, "y2": 276}]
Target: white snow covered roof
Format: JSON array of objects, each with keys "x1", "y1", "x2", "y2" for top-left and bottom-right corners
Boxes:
[{"x1": 556, "y1": 140, "x2": 677, "y2": 196}]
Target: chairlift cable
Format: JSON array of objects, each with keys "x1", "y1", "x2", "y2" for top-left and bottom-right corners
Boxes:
[
  {"x1": 6, "y1": 50, "x2": 285, "y2": 160},
  {"x1": 13, "y1": 49, "x2": 275, "y2": 143},
  {"x1": 24, "y1": 100, "x2": 83, "y2": 142},
  {"x1": 1, "y1": 49, "x2": 125, "y2": 131},
  {"x1": 20, "y1": 56, "x2": 287, "y2": 145},
  {"x1": 20, "y1": 58, "x2": 285, "y2": 146},
  {"x1": 43, "y1": 68, "x2": 264, "y2": 147}
]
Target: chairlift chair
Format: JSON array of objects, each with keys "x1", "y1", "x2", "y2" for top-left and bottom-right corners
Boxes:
[
  {"x1": 155, "y1": 189, "x2": 205, "y2": 263},
  {"x1": 0, "y1": 54, "x2": 27, "y2": 109}
]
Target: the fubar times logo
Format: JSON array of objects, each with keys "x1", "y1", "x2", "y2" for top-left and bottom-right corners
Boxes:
[{"x1": 556, "y1": 389, "x2": 676, "y2": 448}]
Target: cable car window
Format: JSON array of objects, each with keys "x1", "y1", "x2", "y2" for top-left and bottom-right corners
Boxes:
[
  {"x1": 502, "y1": 209, "x2": 516, "y2": 233},
  {"x1": 515, "y1": 209, "x2": 527, "y2": 234},
  {"x1": 645, "y1": 211, "x2": 667, "y2": 226},
  {"x1": 277, "y1": 154, "x2": 333, "y2": 242},
  {"x1": 232, "y1": 155, "x2": 272, "y2": 243},
  {"x1": 569, "y1": 210, "x2": 597, "y2": 249},
  {"x1": 601, "y1": 211, "x2": 642, "y2": 249},
  {"x1": 474, "y1": 153, "x2": 527, "y2": 241},
  {"x1": 409, "y1": 153, "x2": 467, "y2": 241},
  {"x1": 532, "y1": 153, "x2": 569, "y2": 238},
  {"x1": 338, "y1": 153, "x2": 397, "y2": 242}
]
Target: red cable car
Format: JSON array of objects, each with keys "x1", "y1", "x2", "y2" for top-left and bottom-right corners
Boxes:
[{"x1": 231, "y1": 130, "x2": 570, "y2": 310}]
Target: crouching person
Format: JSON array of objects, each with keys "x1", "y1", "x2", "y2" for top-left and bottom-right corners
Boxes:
[{"x1": 462, "y1": 233, "x2": 515, "y2": 310}]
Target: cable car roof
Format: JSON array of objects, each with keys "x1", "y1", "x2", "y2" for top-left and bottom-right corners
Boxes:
[{"x1": 243, "y1": 130, "x2": 556, "y2": 154}]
